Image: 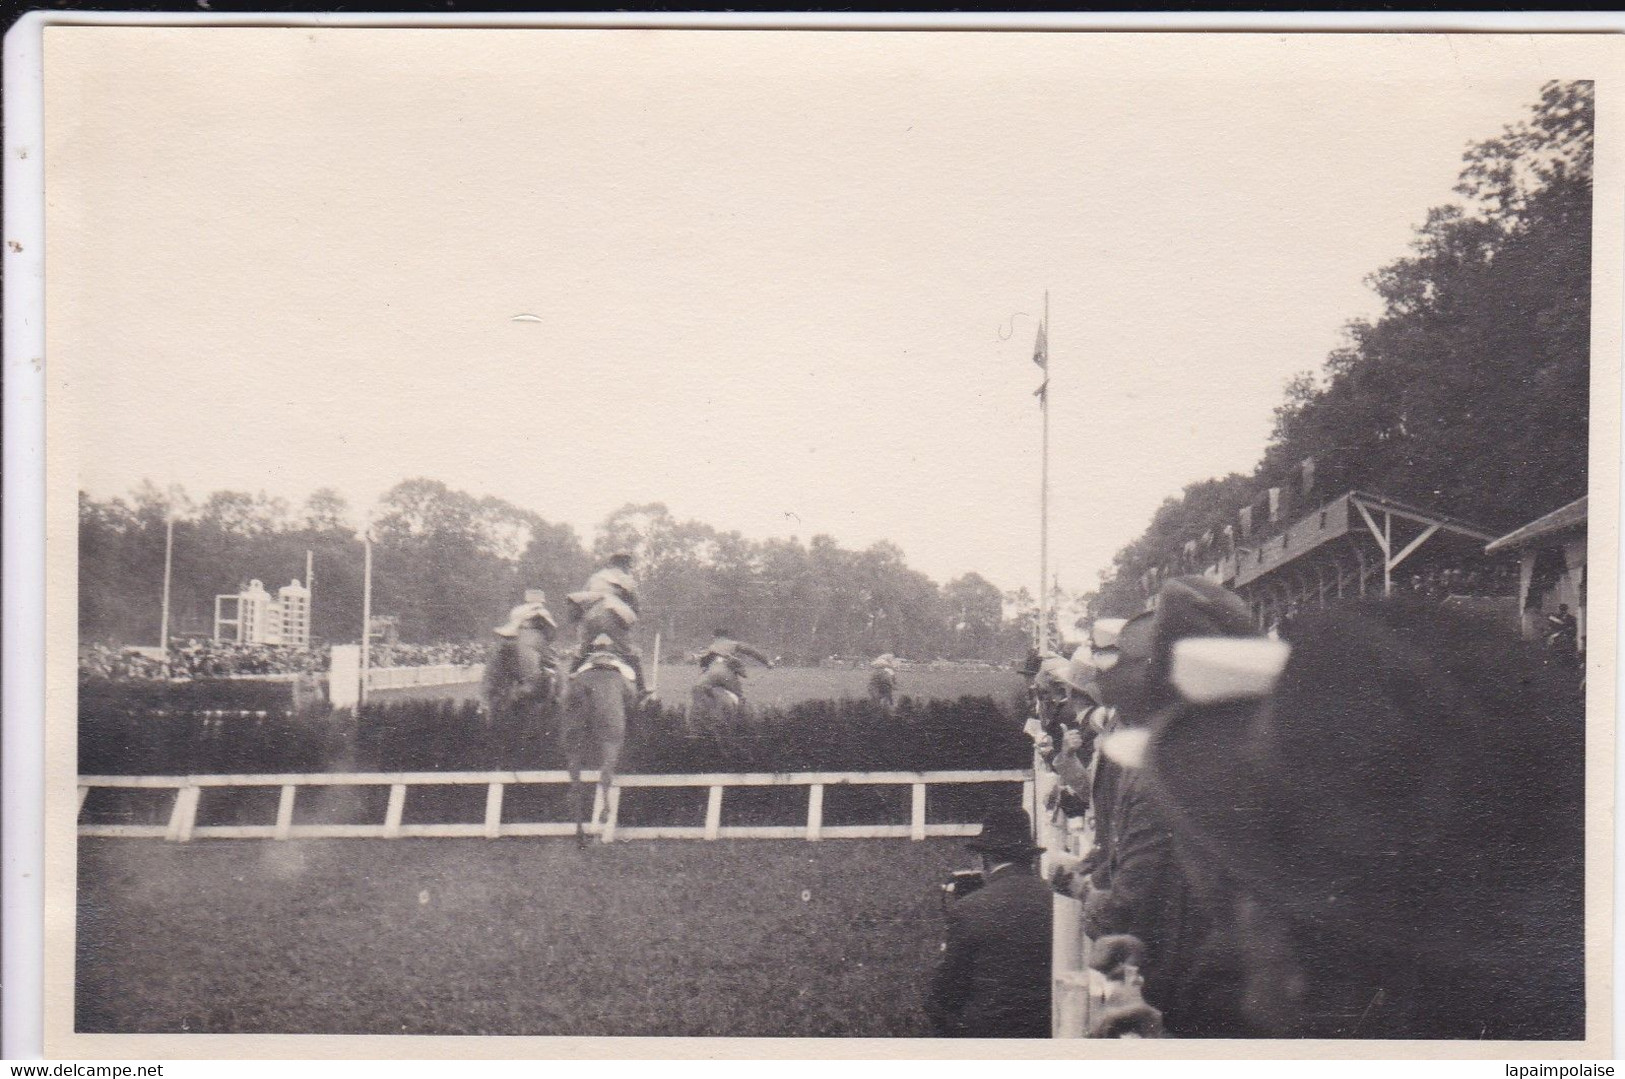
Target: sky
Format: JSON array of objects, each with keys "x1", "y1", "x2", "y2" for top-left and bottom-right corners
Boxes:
[{"x1": 47, "y1": 28, "x2": 1565, "y2": 598}]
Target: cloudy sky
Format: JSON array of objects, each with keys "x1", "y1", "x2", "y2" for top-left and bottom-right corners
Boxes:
[{"x1": 48, "y1": 28, "x2": 1566, "y2": 596}]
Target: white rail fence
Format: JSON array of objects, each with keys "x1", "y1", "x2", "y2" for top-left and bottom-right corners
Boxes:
[{"x1": 78, "y1": 768, "x2": 1031, "y2": 844}]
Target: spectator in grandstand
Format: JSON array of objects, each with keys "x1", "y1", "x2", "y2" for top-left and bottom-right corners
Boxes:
[
  {"x1": 1053, "y1": 577, "x2": 1259, "y2": 1037},
  {"x1": 1133, "y1": 598, "x2": 1584, "y2": 1038},
  {"x1": 925, "y1": 805, "x2": 1053, "y2": 1038},
  {"x1": 1546, "y1": 603, "x2": 1580, "y2": 667}
]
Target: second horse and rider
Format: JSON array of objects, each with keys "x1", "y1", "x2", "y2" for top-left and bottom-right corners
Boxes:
[{"x1": 484, "y1": 548, "x2": 783, "y2": 721}]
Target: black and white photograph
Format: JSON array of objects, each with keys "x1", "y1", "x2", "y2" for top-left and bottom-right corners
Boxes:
[{"x1": 15, "y1": 20, "x2": 1620, "y2": 1059}]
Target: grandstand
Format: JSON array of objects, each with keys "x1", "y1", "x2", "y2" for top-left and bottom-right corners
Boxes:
[
  {"x1": 1157, "y1": 490, "x2": 1514, "y2": 631},
  {"x1": 1486, "y1": 495, "x2": 1588, "y2": 651}
]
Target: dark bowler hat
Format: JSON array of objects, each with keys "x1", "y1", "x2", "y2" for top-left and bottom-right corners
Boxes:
[{"x1": 964, "y1": 805, "x2": 1044, "y2": 860}]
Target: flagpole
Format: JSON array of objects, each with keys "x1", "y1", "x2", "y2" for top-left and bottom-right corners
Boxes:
[{"x1": 1039, "y1": 289, "x2": 1050, "y2": 652}]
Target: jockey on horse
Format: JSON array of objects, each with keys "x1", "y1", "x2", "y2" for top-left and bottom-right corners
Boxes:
[
  {"x1": 696, "y1": 629, "x2": 774, "y2": 702},
  {"x1": 868, "y1": 652, "x2": 898, "y2": 710},
  {"x1": 481, "y1": 589, "x2": 561, "y2": 762},
  {"x1": 564, "y1": 551, "x2": 656, "y2": 711}
]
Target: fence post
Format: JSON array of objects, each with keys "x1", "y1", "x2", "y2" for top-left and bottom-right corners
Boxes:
[
  {"x1": 384, "y1": 783, "x2": 406, "y2": 838},
  {"x1": 275, "y1": 784, "x2": 297, "y2": 840},
  {"x1": 165, "y1": 786, "x2": 200, "y2": 843},
  {"x1": 806, "y1": 783, "x2": 824, "y2": 841},
  {"x1": 484, "y1": 782, "x2": 504, "y2": 839},
  {"x1": 704, "y1": 785, "x2": 723, "y2": 840},
  {"x1": 911, "y1": 782, "x2": 927, "y2": 841}
]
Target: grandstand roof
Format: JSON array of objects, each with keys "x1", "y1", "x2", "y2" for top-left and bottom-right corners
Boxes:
[
  {"x1": 1230, "y1": 490, "x2": 1497, "y2": 590},
  {"x1": 1484, "y1": 496, "x2": 1588, "y2": 555}
]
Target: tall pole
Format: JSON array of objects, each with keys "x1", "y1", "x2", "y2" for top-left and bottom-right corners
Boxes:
[
  {"x1": 159, "y1": 514, "x2": 175, "y2": 657},
  {"x1": 1038, "y1": 289, "x2": 1050, "y2": 652},
  {"x1": 360, "y1": 532, "x2": 373, "y2": 707}
]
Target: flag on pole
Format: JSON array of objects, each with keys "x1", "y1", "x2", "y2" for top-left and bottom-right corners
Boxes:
[{"x1": 1032, "y1": 319, "x2": 1048, "y2": 404}]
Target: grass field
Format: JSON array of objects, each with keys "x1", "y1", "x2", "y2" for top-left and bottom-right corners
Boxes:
[
  {"x1": 375, "y1": 664, "x2": 1024, "y2": 710},
  {"x1": 77, "y1": 836, "x2": 981, "y2": 1037}
]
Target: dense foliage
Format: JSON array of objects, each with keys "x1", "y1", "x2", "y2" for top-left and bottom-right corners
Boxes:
[
  {"x1": 81, "y1": 482, "x2": 1028, "y2": 662},
  {"x1": 1093, "y1": 82, "x2": 1593, "y2": 616},
  {"x1": 78, "y1": 692, "x2": 1030, "y2": 778}
]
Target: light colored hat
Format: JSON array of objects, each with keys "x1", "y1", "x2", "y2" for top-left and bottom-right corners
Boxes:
[
  {"x1": 1090, "y1": 618, "x2": 1128, "y2": 651},
  {"x1": 1035, "y1": 655, "x2": 1070, "y2": 688},
  {"x1": 494, "y1": 601, "x2": 556, "y2": 637},
  {"x1": 870, "y1": 653, "x2": 896, "y2": 668},
  {"x1": 1061, "y1": 647, "x2": 1098, "y2": 694}
]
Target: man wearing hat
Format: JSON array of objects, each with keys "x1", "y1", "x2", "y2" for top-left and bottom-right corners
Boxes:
[
  {"x1": 1137, "y1": 599, "x2": 1584, "y2": 1038},
  {"x1": 1053, "y1": 577, "x2": 1258, "y2": 1036},
  {"x1": 924, "y1": 805, "x2": 1052, "y2": 1039}
]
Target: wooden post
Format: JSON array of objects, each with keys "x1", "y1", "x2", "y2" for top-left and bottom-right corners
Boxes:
[
  {"x1": 704, "y1": 785, "x2": 723, "y2": 840},
  {"x1": 484, "y1": 782, "x2": 504, "y2": 839},
  {"x1": 166, "y1": 786, "x2": 200, "y2": 843},
  {"x1": 275, "y1": 784, "x2": 296, "y2": 840},
  {"x1": 590, "y1": 785, "x2": 605, "y2": 833},
  {"x1": 806, "y1": 783, "x2": 824, "y2": 841},
  {"x1": 384, "y1": 783, "x2": 406, "y2": 838},
  {"x1": 911, "y1": 782, "x2": 927, "y2": 841}
]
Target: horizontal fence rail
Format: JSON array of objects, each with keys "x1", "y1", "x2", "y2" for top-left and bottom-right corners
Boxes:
[{"x1": 79, "y1": 768, "x2": 1032, "y2": 843}]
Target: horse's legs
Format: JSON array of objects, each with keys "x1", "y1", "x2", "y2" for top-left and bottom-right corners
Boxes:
[{"x1": 566, "y1": 748, "x2": 587, "y2": 848}]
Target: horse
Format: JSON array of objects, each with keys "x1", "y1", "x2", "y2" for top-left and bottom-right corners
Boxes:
[
  {"x1": 867, "y1": 665, "x2": 897, "y2": 713},
  {"x1": 481, "y1": 631, "x2": 558, "y2": 766},
  {"x1": 687, "y1": 661, "x2": 746, "y2": 729},
  {"x1": 561, "y1": 652, "x2": 634, "y2": 846}
]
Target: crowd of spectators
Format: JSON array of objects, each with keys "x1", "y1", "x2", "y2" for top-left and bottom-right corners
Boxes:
[
  {"x1": 935, "y1": 576, "x2": 1584, "y2": 1040},
  {"x1": 79, "y1": 638, "x2": 489, "y2": 680},
  {"x1": 1398, "y1": 562, "x2": 1517, "y2": 599},
  {"x1": 365, "y1": 641, "x2": 487, "y2": 668}
]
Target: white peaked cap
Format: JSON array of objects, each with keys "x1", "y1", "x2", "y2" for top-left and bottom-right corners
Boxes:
[
  {"x1": 1090, "y1": 618, "x2": 1128, "y2": 650},
  {"x1": 1169, "y1": 637, "x2": 1292, "y2": 704}
]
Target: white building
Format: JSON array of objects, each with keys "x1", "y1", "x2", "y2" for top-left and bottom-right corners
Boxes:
[{"x1": 214, "y1": 578, "x2": 312, "y2": 648}]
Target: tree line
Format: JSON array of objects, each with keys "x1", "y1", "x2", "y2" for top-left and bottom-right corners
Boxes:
[
  {"x1": 80, "y1": 479, "x2": 1031, "y2": 662},
  {"x1": 1091, "y1": 81, "x2": 1593, "y2": 616}
]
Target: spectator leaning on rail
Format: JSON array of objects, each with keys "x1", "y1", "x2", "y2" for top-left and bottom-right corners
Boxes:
[
  {"x1": 925, "y1": 805, "x2": 1053, "y2": 1038},
  {"x1": 1053, "y1": 576, "x2": 1260, "y2": 1037},
  {"x1": 1120, "y1": 598, "x2": 1585, "y2": 1039}
]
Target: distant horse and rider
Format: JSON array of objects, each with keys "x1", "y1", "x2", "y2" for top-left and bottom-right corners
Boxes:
[
  {"x1": 868, "y1": 653, "x2": 899, "y2": 713},
  {"x1": 687, "y1": 630, "x2": 774, "y2": 727}
]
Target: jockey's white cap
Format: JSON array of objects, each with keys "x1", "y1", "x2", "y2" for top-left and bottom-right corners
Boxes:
[
  {"x1": 590, "y1": 633, "x2": 617, "y2": 648},
  {"x1": 870, "y1": 653, "x2": 896, "y2": 668},
  {"x1": 494, "y1": 602, "x2": 556, "y2": 637}
]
